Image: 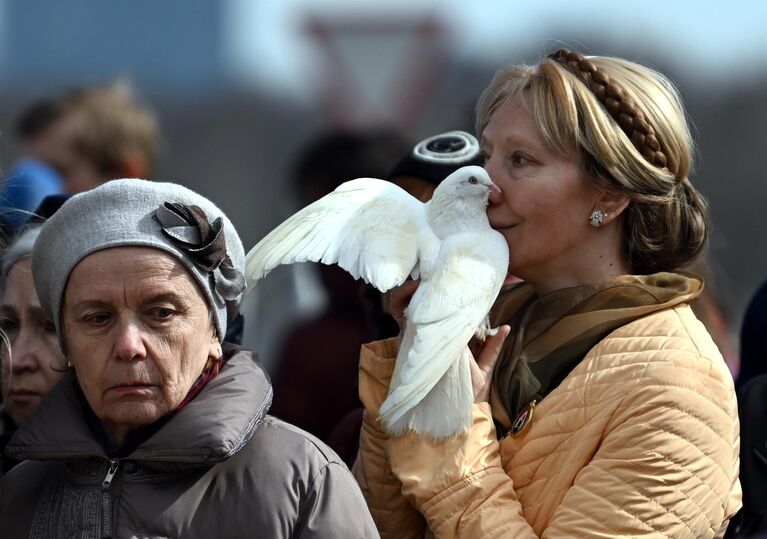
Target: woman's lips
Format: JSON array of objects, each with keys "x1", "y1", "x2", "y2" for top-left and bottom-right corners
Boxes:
[
  {"x1": 8, "y1": 389, "x2": 42, "y2": 402},
  {"x1": 108, "y1": 383, "x2": 157, "y2": 396}
]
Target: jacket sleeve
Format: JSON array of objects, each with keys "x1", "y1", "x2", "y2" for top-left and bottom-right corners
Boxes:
[
  {"x1": 387, "y1": 403, "x2": 538, "y2": 538},
  {"x1": 297, "y1": 460, "x2": 380, "y2": 539},
  {"x1": 352, "y1": 338, "x2": 428, "y2": 539},
  {"x1": 385, "y1": 355, "x2": 742, "y2": 538}
]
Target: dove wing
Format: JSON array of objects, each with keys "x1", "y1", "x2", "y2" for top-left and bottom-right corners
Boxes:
[
  {"x1": 244, "y1": 178, "x2": 429, "y2": 293},
  {"x1": 380, "y1": 231, "x2": 509, "y2": 424}
]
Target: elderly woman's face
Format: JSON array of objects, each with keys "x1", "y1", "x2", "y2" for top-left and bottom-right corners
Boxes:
[
  {"x1": 61, "y1": 247, "x2": 221, "y2": 445},
  {"x1": 0, "y1": 258, "x2": 66, "y2": 425}
]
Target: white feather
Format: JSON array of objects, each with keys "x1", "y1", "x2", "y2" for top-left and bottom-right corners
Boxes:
[{"x1": 243, "y1": 178, "x2": 431, "y2": 296}]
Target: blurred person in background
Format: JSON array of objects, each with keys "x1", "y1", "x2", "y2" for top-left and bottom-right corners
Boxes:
[
  {"x1": 0, "y1": 222, "x2": 65, "y2": 474},
  {"x1": 0, "y1": 179, "x2": 377, "y2": 537},
  {"x1": 0, "y1": 100, "x2": 64, "y2": 236},
  {"x1": 353, "y1": 49, "x2": 741, "y2": 537},
  {"x1": 267, "y1": 129, "x2": 410, "y2": 443},
  {"x1": 29, "y1": 80, "x2": 159, "y2": 192},
  {"x1": 0, "y1": 81, "x2": 159, "y2": 235},
  {"x1": 726, "y1": 374, "x2": 767, "y2": 538},
  {"x1": 736, "y1": 280, "x2": 767, "y2": 391},
  {"x1": 722, "y1": 280, "x2": 767, "y2": 538}
]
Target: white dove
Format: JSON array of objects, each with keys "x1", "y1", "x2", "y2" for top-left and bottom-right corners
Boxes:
[{"x1": 243, "y1": 165, "x2": 509, "y2": 439}]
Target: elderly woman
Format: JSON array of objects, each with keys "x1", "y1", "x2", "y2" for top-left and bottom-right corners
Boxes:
[
  {"x1": 353, "y1": 49, "x2": 741, "y2": 537},
  {"x1": 0, "y1": 180, "x2": 377, "y2": 538},
  {"x1": 0, "y1": 224, "x2": 66, "y2": 473}
]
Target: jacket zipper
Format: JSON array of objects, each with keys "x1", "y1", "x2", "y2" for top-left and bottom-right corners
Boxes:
[
  {"x1": 101, "y1": 458, "x2": 121, "y2": 536},
  {"x1": 102, "y1": 458, "x2": 120, "y2": 490}
]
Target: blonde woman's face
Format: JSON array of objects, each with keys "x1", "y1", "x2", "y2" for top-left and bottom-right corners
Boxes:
[
  {"x1": 482, "y1": 97, "x2": 599, "y2": 288},
  {"x1": 0, "y1": 258, "x2": 66, "y2": 426}
]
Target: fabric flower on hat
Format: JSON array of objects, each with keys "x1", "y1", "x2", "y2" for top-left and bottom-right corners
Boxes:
[{"x1": 155, "y1": 202, "x2": 245, "y2": 305}]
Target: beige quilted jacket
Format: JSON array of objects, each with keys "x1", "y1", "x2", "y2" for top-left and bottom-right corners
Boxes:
[{"x1": 353, "y1": 304, "x2": 741, "y2": 538}]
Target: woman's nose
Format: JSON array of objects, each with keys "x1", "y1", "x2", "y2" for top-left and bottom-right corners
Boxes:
[
  {"x1": 488, "y1": 183, "x2": 503, "y2": 206},
  {"x1": 483, "y1": 161, "x2": 503, "y2": 206},
  {"x1": 11, "y1": 328, "x2": 41, "y2": 372},
  {"x1": 112, "y1": 320, "x2": 148, "y2": 362}
]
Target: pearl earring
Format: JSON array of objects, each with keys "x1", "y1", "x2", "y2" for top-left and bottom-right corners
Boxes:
[{"x1": 589, "y1": 209, "x2": 605, "y2": 227}]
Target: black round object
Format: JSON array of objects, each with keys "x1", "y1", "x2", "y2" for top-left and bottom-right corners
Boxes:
[{"x1": 387, "y1": 130, "x2": 483, "y2": 186}]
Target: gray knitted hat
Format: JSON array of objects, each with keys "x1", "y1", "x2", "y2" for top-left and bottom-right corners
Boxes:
[{"x1": 32, "y1": 179, "x2": 245, "y2": 340}]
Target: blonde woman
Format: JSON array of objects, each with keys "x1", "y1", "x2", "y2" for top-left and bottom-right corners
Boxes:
[{"x1": 353, "y1": 49, "x2": 741, "y2": 538}]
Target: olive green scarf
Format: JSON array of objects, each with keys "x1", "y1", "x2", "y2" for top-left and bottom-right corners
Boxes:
[{"x1": 488, "y1": 272, "x2": 703, "y2": 430}]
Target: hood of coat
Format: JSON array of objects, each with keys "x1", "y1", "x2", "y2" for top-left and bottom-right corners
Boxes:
[{"x1": 5, "y1": 345, "x2": 272, "y2": 465}]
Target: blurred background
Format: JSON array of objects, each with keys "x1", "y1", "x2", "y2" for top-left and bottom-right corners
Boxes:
[{"x1": 0, "y1": 0, "x2": 764, "y2": 377}]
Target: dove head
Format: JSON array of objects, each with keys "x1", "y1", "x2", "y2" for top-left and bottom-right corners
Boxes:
[
  {"x1": 427, "y1": 165, "x2": 499, "y2": 235},
  {"x1": 436, "y1": 165, "x2": 499, "y2": 203}
]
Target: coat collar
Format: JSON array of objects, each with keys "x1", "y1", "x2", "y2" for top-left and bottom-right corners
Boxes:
[
  {"x1": 490, "y1": 272, "x2": 703, "y2": 426},
  {"x1": 5, "y1": 346, "x2": 272, "y2": 464}
]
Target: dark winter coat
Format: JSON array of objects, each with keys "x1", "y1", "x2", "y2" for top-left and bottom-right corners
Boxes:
[{"x1": 0, "y1": 346, "x2": 378, "y2": 538}]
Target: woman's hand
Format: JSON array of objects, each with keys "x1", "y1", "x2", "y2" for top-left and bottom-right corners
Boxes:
[
  {"x1": 469, "y1": 325, "x2": 510, "y2": 402},
  {"x1": 381, "y1": 279, "x2": 420, "y2": 333}
]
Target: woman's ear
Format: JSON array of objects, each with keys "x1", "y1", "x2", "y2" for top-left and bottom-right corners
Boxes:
[
  {"x1": 594, "y1": 190, "x2": 630, "y2": 225},
  {"x1": 208, "y1": 329, "x2": 222, "y2": 362}
]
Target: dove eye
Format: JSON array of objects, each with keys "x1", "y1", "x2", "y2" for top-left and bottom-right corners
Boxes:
[{"x1": 468, "y1": 177, "x2": 478, "y2": 185}]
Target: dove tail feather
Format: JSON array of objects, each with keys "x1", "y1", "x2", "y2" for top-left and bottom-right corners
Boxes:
[{"x1": 380, "y1": 348, "x2": 474, "y2": 440}]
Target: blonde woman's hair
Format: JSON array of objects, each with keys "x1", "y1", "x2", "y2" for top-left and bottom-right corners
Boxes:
[{"x1": 476, "y1": 50, "x2": 708, "y2": 274}]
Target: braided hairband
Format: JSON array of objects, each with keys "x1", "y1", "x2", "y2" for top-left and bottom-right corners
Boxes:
[{"x1": 548, "y1": 49, "x2": 668, "y2": 169}]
